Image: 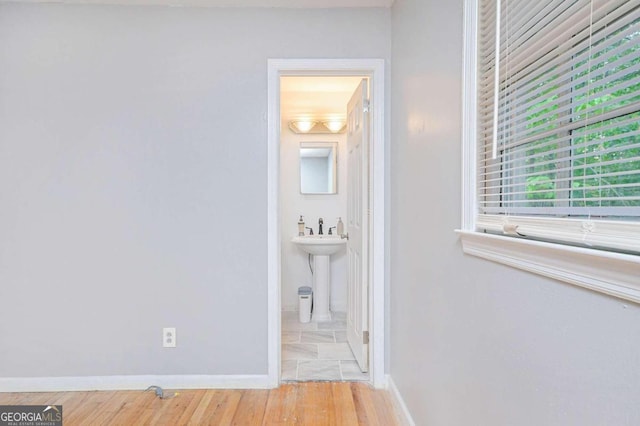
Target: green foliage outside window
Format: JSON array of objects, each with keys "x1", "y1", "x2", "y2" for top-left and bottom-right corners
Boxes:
[{"x1": 511, "y1": 22, "x2": 640, "y2": 211}]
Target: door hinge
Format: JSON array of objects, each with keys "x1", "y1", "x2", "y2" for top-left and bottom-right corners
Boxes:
[
  {"x1": 363, "y1": 330, "x2": 369, "y2": 345},
  {"x1": 363, "y1": 99, "x2": 370, "y2": 113}
]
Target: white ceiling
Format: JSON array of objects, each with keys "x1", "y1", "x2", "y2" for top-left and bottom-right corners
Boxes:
[
  {"x1": 280, "y1": 76, "x2": 364, "y2": 122},
  {"x1": 4, "y1": 0, "x2": 393, "y2": 7}
]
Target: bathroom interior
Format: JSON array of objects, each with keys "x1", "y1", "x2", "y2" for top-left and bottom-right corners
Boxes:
[{"x1": 279, "y1": 75, "x2": 369, "y2": 382}]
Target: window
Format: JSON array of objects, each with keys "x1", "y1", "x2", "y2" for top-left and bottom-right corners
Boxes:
[
  {"x1": 460, "y1": 0, "x2": 640, "y2": 302},
  {"x1": 477, "y1": 0, "x2": 640, "y2": 253}
]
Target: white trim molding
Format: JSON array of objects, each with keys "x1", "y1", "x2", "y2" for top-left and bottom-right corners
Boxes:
[
  {"x1": 461, "y1": 0, "x2": 478, "y2": 231},
  {"x1": 267, "y1": 58, "x2": 387, "y2": 389},
  {"x1": 266, "y1": 58, "x2": 282, "y2": 390},
  {"x1": 457, "y1": 230, "x2": 640, "y2": 304},
  {"x1": 0, "y1": 374, "x2": 272, "y2": 393}
]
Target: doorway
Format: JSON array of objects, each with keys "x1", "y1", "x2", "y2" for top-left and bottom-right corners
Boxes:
[
  {"x1": 267, "y1": 59, "x2": 386, "y2": 388},
  {"x1": 280, "y1": 75, "x2": 366, "y2": 382}
]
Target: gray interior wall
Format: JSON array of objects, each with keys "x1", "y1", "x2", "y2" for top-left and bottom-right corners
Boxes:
[
  {"x1": 0, "y1": 3, "x2": 390, "y2": 378},
  {"x1": 389, "y1": 0, "x2": 640, "y2": 424}
]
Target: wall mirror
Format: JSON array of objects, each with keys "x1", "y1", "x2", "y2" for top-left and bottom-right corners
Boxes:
[{"x1": 300, "y1": 142, "x2": 337, "y2": 194}]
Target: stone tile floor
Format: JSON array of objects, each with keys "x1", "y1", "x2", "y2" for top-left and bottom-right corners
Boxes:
[{"x1": 281, "y1": 311, "x2": 369, "y2": 382}]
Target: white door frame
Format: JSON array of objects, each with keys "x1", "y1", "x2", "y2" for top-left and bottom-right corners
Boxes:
[{"x1": 267, "y1": 58, "x2": 386, "y2": 388}]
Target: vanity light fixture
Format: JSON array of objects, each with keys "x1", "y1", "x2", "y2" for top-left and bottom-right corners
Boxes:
[
  {"x1": 288, "y1": 118, "x2": 347, "y2": 134},
  {"x1": 289, "y1": 120, "x2": 317, "y2": 133}
]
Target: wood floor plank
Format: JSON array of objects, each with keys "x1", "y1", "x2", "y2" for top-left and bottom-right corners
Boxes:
[
  {"x1": 157, "y1": 390, "x2": 199, "y2": 425},
  {"x1": 56, "y1": 391, "x2": 96, "y2": 424},
  {"x1": 186, "y1": 389, "x2": 217, "y2": 425},
  {"x1": 105, "y1": 390, "x2": 156, "y2": 425},
  {"x1": 81, "y1": 390, "x2": 135, "y2": 425},
  {"x1": 292, "y1": 383, "x2": 307, "y2": 425},
  {"x1": 173, "y1": 390, "x2": 206, "y2": 425},
  {"x1": 261, "y1": 384, "x2": 299, "y2": 425},
  {"x1": 370, "y1": 387, "x2": 399, "y2": 425},
  {"x1": 132, "y1": 392, "x2": 169, "y2": 426},
  {"x1": 63, "y1": 391, "x2": 119, "y2": 425},
  {"x1": 351, "y1": 382, "x2": 381, "y2": 425},
  {"x1": 52, "y1": 391, "x2": 87, "y2": 413},
  {"x1": 203, "y1": 389, "x2": 243, "y2": 425},
  {"x1": 331, "y1": 382, "x2": 360, "y2": 426},
  {"x1": 0, "y1": 393, "x2": 32, "y2": 405},
  {"x1": 0, "y1": 383, "x2": 399, "y2": 425},
  {"x1": 230, "y1": 389, "x2": 269, "y2": 425},
  {"x1": 144, "y1": 392, "x2": 188, "y2": 425},
  {"x1": 303, "y1": 382, "x2": 337, "y2": 425}
]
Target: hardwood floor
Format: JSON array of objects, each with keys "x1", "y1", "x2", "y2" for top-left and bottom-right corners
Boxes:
[{"x1": 0, "y1": 382, "x2": 399, "y2": 425}]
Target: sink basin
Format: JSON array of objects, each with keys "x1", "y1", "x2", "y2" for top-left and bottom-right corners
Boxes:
[{"x1": 291, "y1": 235, "x2": 346, "y2": 256}]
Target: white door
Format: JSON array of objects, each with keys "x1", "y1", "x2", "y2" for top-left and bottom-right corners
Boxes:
[{"x1": 346, "y1": 79, "x2": 369, "y2": 372}]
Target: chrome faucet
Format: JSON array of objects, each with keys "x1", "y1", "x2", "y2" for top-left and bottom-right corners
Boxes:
[{"x1": 318, "y1": 218, "x2": 324, "y2": 235}]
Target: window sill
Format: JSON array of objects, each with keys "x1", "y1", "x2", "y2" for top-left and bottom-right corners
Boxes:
[{"x1": 456, "y1": 230, "x2": 640, "y2": 304}]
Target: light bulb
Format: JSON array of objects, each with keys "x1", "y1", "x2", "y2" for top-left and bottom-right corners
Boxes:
[
  {"x1": 323, "y1": 120, "x2": 345, "y2": 133},
  {"x1": 292, "y1": 120, "x2": 316, "y2": 133}
]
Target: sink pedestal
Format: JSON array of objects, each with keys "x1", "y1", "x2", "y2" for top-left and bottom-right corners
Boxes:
[
  {"x1": 291, "y1": 235, "x2": 346, "y2": 322},
  {"x1": 312, "y1": 254, "x2": 332, "y2": 321}
]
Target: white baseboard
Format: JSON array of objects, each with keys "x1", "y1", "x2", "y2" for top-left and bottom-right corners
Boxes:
[
  {"x1": 386, "y1": 375, "x2": 415, "y2": 426},
  {"x1": 0, "y1": 374, "x2": 272, "y2": 393}
]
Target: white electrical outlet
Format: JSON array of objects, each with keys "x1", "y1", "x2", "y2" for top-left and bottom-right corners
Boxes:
[{"x1": 163, "y1": 327, "x2": 176, "y2": 348}]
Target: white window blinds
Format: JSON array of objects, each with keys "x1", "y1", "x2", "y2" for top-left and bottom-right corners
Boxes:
[{"x1": 477, "y1": 0, "x2": 640, "y2": 254}]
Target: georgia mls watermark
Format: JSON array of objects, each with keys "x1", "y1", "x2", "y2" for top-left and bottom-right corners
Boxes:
[{"x1": 0, "y1": 405, "x2": 62, "y2": 426}]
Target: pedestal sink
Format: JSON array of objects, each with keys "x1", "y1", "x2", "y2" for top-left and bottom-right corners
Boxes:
[{"x1": 292, "y1": 235, "x2": 346, "y2": 321}]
